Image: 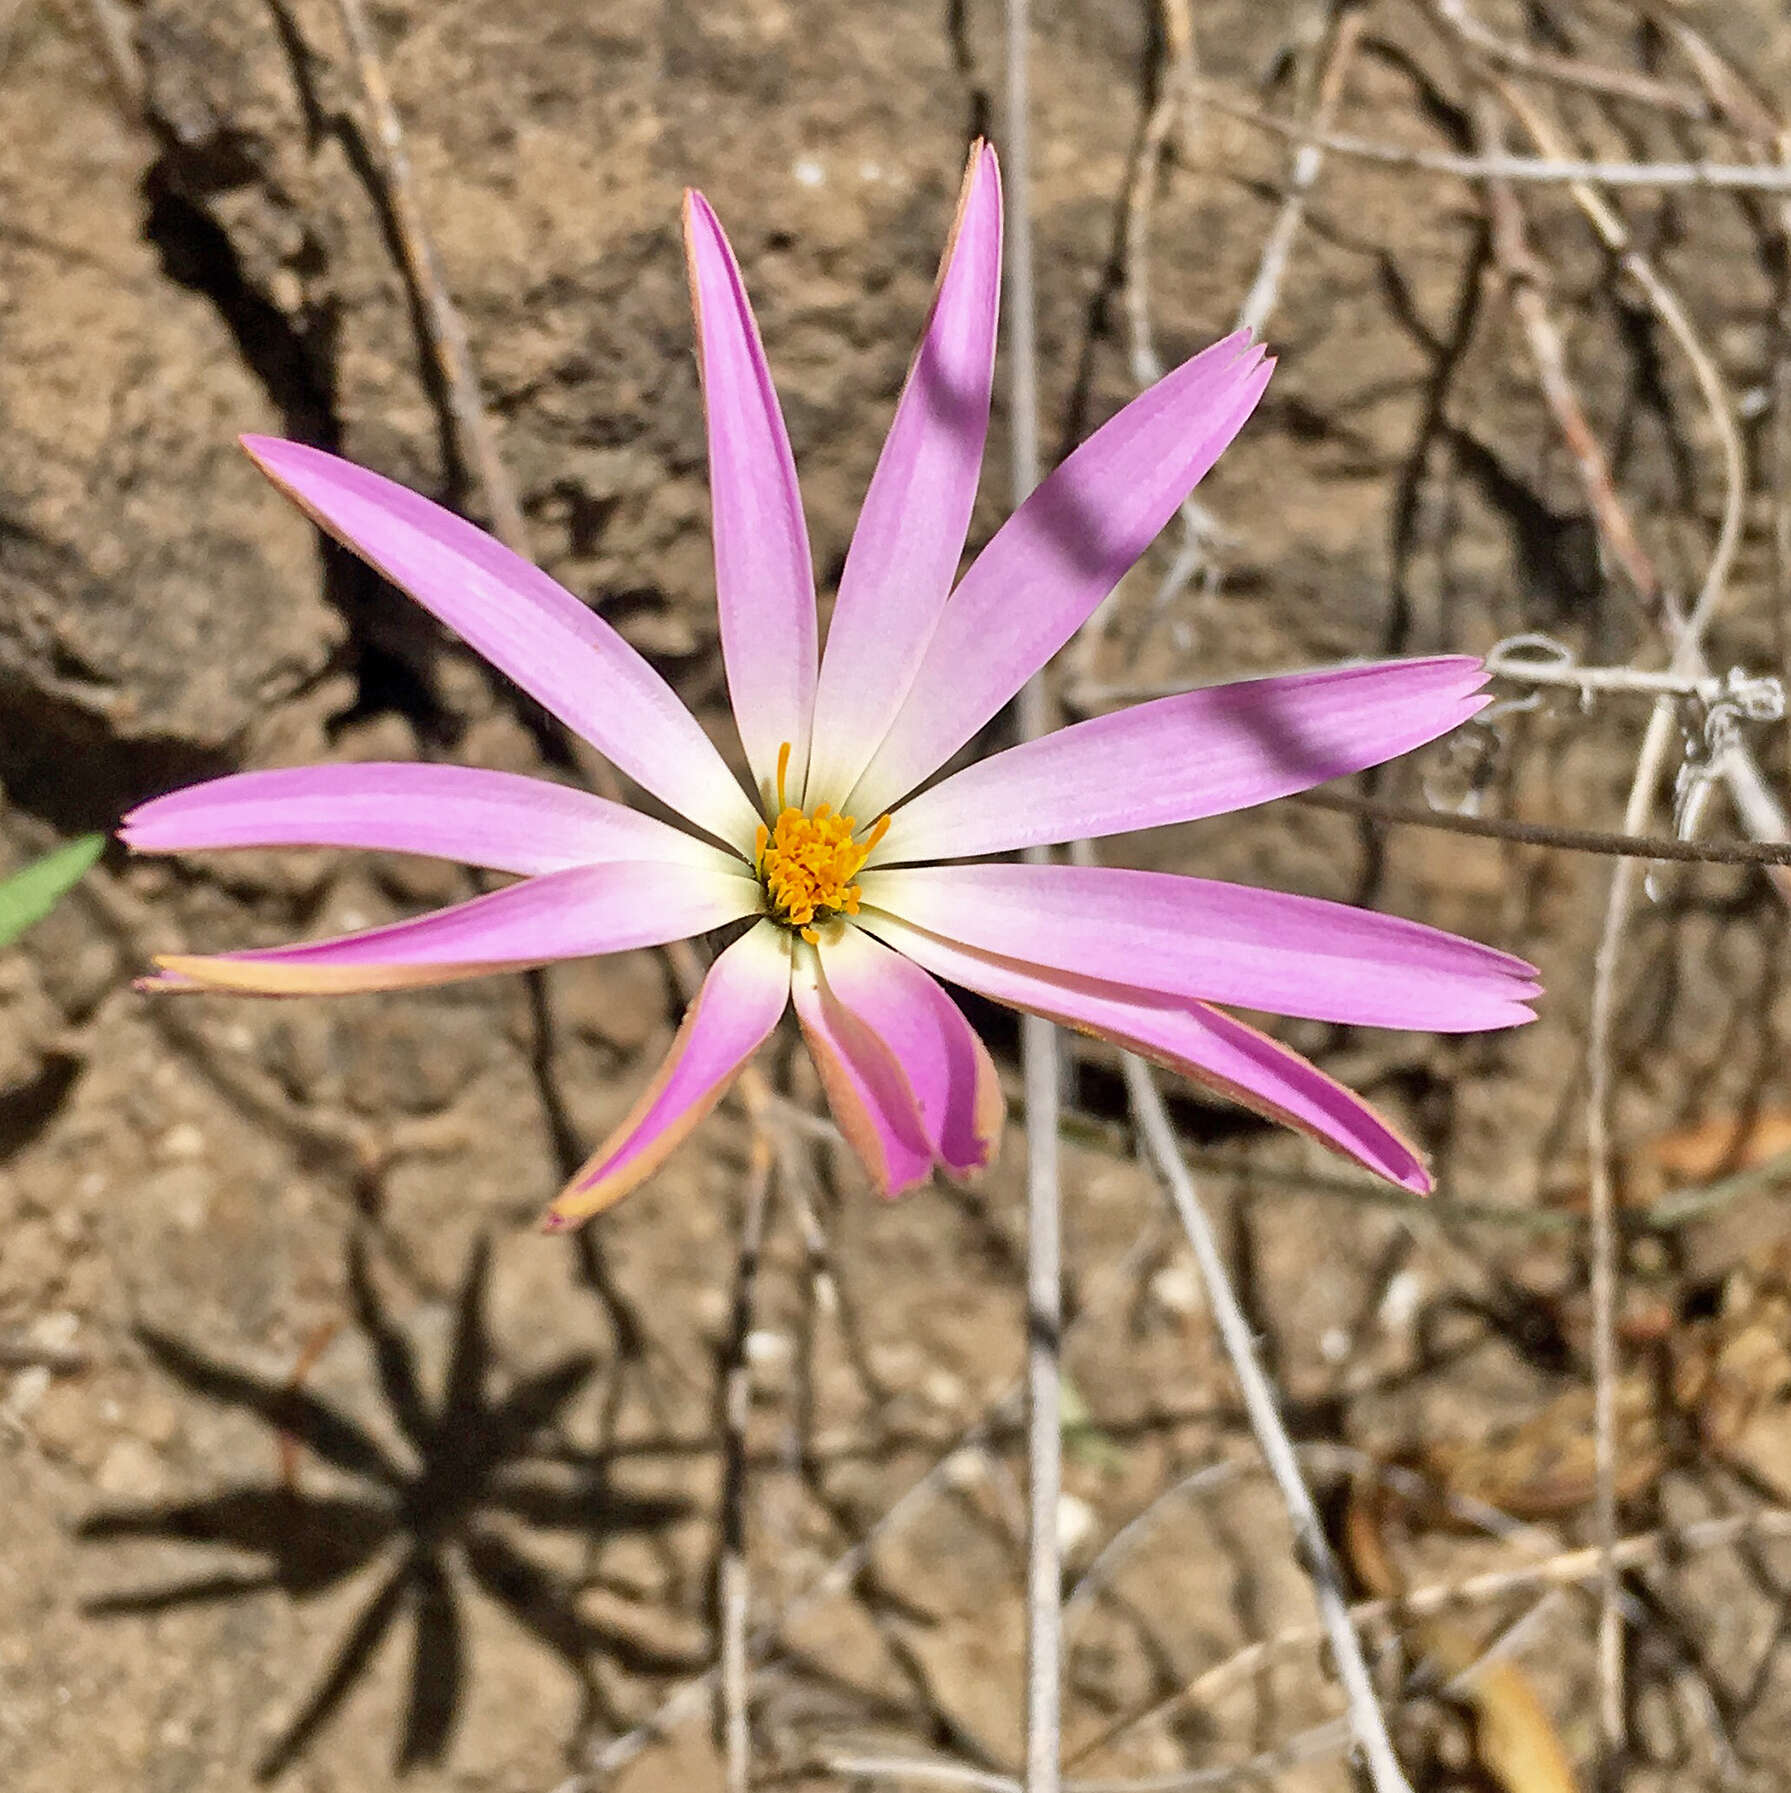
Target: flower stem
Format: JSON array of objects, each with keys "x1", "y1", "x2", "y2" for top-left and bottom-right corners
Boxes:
[
  {"x1": 1020, "y1": 1015, "x2": 1063, "y2": 1793},
  {"x1": 1004, "y1": 1, "x2": 1063, "y2": 1788}
]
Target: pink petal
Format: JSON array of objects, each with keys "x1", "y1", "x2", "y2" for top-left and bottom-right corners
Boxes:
[
  {"x1": 806, "y1": 144, "x2": 1002, "y2": 806},
  {"x1": 544, "y1": 922, "x2": 792, "y2": 1227},
  {"x1": 791, "y1": 941, "x2": 935, "y2": 1198},
  {"x1": 143, "y1": 860, "x2": 761, "y2": 996},
  {"x1": 240, "y1": 438, "x2": 760, "y2": 850},
  {"x1": 875, "y1": 657, "x2": 1489, "y2": 863},
  {"x1": 859, "y1": 863, "x2": 1538, "y2": 1033},
  {"x1": 817, "y1": 924, "x2": 1004, "y2": 1178},
  {"x1": 858, "y1": 913, "x2": 1430, "y2": 1192},
  {"x1": 122, "y1": 763, "x2": 735, "y2": 876},
  {"x1": 845, "y1": 334, "x2": 1274, "y2": 817},
  {"x1": 684, "y1": 192, "x2": 818, "y2": 807}
]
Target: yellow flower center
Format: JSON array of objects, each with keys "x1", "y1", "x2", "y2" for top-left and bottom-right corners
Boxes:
[{"x1": 754, "y1": 743, "x2": 890, "y2": 942}]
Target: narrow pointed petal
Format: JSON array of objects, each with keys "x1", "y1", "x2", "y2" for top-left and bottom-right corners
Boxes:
[
  {"x1": 858, "y1": 913, "x2": 1430, "y2": 1192},
  {"x1": 123, "y1": 763, "x2": 736, "y2": 876},
  {"x1": 875, "y1": 657, "x2": 1489, "y2": 864},
  {"x1": 240, "y1": 438, "x2": 761, "y2": 849},
  {"x1": 143, "y1": 860, "x2": 761, "y2": 996},
  {"x1": 684, "y1": 192, "x2": 818, "y2": 806},
  {"x1": 806, "y1": 144, "x2": 1003, "y2": 806},
  {"x1": 846, "y1": 334, "x2": 1274, "y2": 817},
  {"x1": 544, "y1": 923, "x2": 792, "y2": 1228},
  {"x1": 860, "y1": 863, "x2": 1538, "y2": 1033},
  {"x1": 816, "y1": 924, "x2": 1004, "y2": 1178},
  {"x1": 791, "y1": 940, "x2": 935, "y2": 1198}
]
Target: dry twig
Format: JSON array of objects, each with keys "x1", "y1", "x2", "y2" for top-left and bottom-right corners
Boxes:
[
  {"x1": 1486, "y1": 637, "x2": 1783, "y2": 712},
  {"x1": 820, "y1": 1717, "x2": 1356, "y2": 1793},
  {"x1": 1190, "y1": 83, "x2": 1791, "y2": 191},
  {"x1": 1426, "y1": 0, "x2": 1713, "y2": 122},
  {"x1": 1103, "y1": 2, "x2": 1364, "y2": 667},
  {"x1": 1475, "y1": 96, "x2": 1657, "y2": 604},
  {"x1": 80, "y1": 0, "x2": 146, "y2": 118},
  {"x1": 1004, "y1": 2, "x2": 1066, "y2": 1784},
  {"x1": 331, "y1": 0, "x2": 529, "y2": 554},
  {"x1": 1231, "y1": 2, "x2": 1365, "y2": 340},
  {"x1": 1287, "y1": 790, "x2": 1791, "y2": 868},
  {"x1": 1119, "y1": 0, "x2": 1196, "y2": 392},
  {"x1": 0, "y1": 1333, "x2": 88, "y2": 1373},
  {"x1": 719, "y1": 1139, "x2": 774, "y2": 1793},
  {"x1": 1122, "y1": 1048, "x2": 1415, "y2": 1793}
]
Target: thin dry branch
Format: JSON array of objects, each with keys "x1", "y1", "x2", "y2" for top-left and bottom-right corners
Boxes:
[
  {"x1": 1232, "y1": 2, "x2": 1365, "y2": 340},
  {"x1": 1492, "y1": 79, "x2": 1747, "y2": 619},
  {"x1": 1190, "y1": 83, "x2": 1791, "y2": 191},
  {"x1": 1485, "y1": 637, "x2": 1784, "y2": 712},
  {"x1": 1106, "y1": 2, "x2": 1363, "y2": 663},
  {"x1": 1475, "y1": 97, "x2": 1657, "y2": 604},
  {"x1": 1287, "y1": 789, "x2": 1791, "y2": 867},
  {"x1": 332, "y1": 0, "x2": 529, "y2": 554},
  {"x1": 1661, "y1": 15, "x2": 1786, "y2": 145},
  {"x1": 1070, "y1": 653, "x2": 1782, "y2": 710},
  {"x1": 1119, "y1": 0, "x2": 1197, "y2": 391},
  {"x1": 81, "y1": 0, "x2": 147, "y2": 118},
  {"x1": 1005, "y1": 0, "x2": 1067, "y2": 1783},
  {"x1": 821, "y1": 1717, "x2": 1356, "y2": 1793},
  {"x1": 1121, "y1": 1044, "x2": 1415, "y2": 1793},
  {"x1": 0, "y1": 1332, "x2": 88, "y2": 1373},
  {"x1": 719, "y1": 1140, "x2": 774, "y2": 1793},
  {"x1": 1425, "y1": 0, "x2": 1715, "y2": 122}
]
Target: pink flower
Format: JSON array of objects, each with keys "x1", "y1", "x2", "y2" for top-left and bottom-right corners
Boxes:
[{"x1": 122, "y1": 144, "x2": 1537, "y2": 1226}]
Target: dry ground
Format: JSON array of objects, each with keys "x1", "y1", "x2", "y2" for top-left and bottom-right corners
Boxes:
[{"x1": 5, "y1": 1, "x2": 1791, "y2": 1789}]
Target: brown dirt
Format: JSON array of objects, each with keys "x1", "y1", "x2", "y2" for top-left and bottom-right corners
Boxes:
[{"x1": 5, "y1": 2, "x2": 1791, "y2": 1790}]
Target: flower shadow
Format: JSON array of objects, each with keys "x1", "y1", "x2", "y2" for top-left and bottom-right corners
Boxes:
[{"x1": 79, "y1": 1233, "x2": 698, "y2": 1779}]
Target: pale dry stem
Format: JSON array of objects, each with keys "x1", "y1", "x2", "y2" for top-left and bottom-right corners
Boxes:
[
  {"x1": 1119, "y1": 1043, "x2": 1416, "y2": 1793},
  {"x1": 1105, "y1": 0, "x2": 1364, "y2": 662},
  {"x1": 1004, "y1": 2, "x2": 1067, "y2": 1786},
  {"x1": 332, "y1": 0, "x2": 530, "y2": 557},
  {"x1": 719, "y1": 1137, "x2": 774, "y2": 1793},
  {"x1": 1187, "y1": 85, "x2": 1791, "y2": 191}
]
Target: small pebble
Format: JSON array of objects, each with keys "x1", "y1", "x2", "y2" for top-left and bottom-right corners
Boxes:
[
  {"x1": 1148, "y1": 1261, "x2": 1203, "y2": 1317},
  {"x1": 744, "y1": 1329, "x2": 793, "y2": 1386},
  {"x1": 1056, "y1": 1491, "x2": 1097, "y2": 1555},
  {"x1": 941, "y1": 1447, "x2": 986, "y2": 1493},
  {"x1": 157, "y1": 1122, "x2": 206, "y2": 1161},
  {"x1": 1378, "y1": 1268, "x2": 1424, "y2": 1333},
  {"x1": 96, "y1": 1436, "x2": 164, "y2": 1501}
]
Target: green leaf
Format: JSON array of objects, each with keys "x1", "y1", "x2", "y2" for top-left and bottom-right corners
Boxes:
[
  {"x1": 1060, "y1": 1375, "x2": 1126, "y2": 1475},
  {"x1": 0, "y1": 834, "x2": 104, "y2": 948}
]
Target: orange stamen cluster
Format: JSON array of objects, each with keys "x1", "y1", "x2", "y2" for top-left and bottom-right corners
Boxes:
[{"x1": 754, "y1": 743, "x2": 890, "y2": 942}]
